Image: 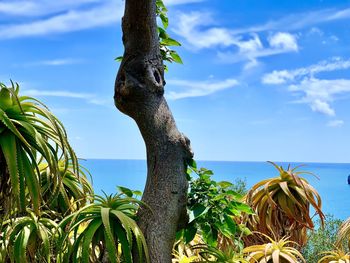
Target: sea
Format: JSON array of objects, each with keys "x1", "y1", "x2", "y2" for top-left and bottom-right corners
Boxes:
[{"x1": 83, "y1": 159, "x2": 350, "y2": 220}]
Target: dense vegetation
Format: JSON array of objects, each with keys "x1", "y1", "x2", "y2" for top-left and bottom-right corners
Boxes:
[
  {"x1": 1, "y1": 80, "x2": 350, "y2": 262},
  {"x1": 1, "y1": 1, "x2": 350, "y2": 262}
]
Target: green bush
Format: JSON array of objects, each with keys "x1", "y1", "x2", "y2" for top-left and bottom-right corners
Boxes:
[{"x1": 302, "y1": 214, "x2": 344, "y2": 263}]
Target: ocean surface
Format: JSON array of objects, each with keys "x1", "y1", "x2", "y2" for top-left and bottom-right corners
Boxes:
[{"x1": 83, "y1": 159, "x2": 350, "y2": 220}]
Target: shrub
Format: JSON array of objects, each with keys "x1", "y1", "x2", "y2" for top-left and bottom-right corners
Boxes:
[{"x1": 302, "y1": 214, "x2": 343, "y2": 263}]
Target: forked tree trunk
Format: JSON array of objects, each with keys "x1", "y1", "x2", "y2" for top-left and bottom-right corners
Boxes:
[{"x1": 114, "y1": 0, "x2": 193, "y2": 262}]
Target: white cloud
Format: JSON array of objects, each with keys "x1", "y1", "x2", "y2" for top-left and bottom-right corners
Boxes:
[
  {"x1": 308, "y1": 27, "x2": 324, "y2": 36},
  {"x1": 166, "y1": 78, "x2": 239, "y2": 100},
  {"x1": 0, "y1": 0, "x2": 100, "y2": 17},
  {"x1": 23, "y1": 88, "x2": 111, "y2": 106},
  {"x1": 24, "y1": 89, "x2": 94, "y2": 99},
  {"x1": 327, "y1": 120, "x2": 344, "y2": 127},
  {"x1": 263, "y1": 58, "x2": 350, "y2": 84},
  {"x1": 16, "y1": 58, "x2": 83, "y2": 67},
  {"x1": 268, "y1": 32, "x2": 298, "y2": 51},
  {"x1": 0, "y1": 1, "x2": 123, "y2": 39},
  {"x1": 263, "y1": 58, "x2": 350, "y2": 117},
  {"x1": 0, "y1": 0, "x2": 203, "y2": 39},
  {"x1": 173, "y1": 12, "x2": 299, "y2": 66},
  {"x1": 230, "y1": 7, "x2": 350, "y2": 34},
  {"x1": 262, "y1": 70, "x2": 294, "y2": 84}
]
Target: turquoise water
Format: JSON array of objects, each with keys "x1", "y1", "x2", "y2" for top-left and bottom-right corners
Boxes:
[{"x1": 83, "y1": 159, "x2": 350, "y2": 220}]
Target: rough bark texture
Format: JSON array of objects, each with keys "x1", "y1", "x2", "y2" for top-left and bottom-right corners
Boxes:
[{"x1": 114, "y1": 0, "x2": 193, "y2": 262}]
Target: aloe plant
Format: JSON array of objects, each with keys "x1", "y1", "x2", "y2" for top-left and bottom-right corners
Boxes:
[
  {"x1": 243, "y1": 234, "x2": 306, "y2": 263},
  {"x1": 195, "y1": 245, "x2": 249, "y2": 263},
  {"x1": 39, "y1": 160, "x2": 93, "y2": 216},
  {"x1": 58, "y1": 193, "x2": 149, "y2": 263},
  {"x1": 336, "y1": 217, "x2": 350, "y2": 251},
  {"x1": 0, "y1": 81, "x2": 77, "y2": 216},
  {"x1": 1, "y1": 209, "x2": 61, "y2": 263},
  {"x1": 245, "y1": 162, "x2": 324, "y2": 247},
  {"x1": 317, "y1": 249, "x2": 350, "y2": 263}
]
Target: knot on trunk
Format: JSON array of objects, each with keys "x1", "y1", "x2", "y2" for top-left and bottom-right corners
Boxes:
[{"x1": 180, "y1": 133, "x2": 194, "y2": 160}]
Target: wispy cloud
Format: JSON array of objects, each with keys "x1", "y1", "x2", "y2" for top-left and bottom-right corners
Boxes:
[
  {"x1": 24, "y1": 89, "x2": 94, "y2": 99},
  {"x1": 173, "y1": 12, "x2": 299, "y2": 66},
  {"x1": 0, "y1": 1, "x2": 122, "y2": 39},
  {"x1": 15, "y1": 58, "x2": 83, "y2": 67},
  {"x1": 0, "y1": 0, "x2": 100, "y2": 17},
  {"x1": 166, "y1": 78, "x2": 239, "y2": 100},
  {"x1": 230, "y1": 7, "x2": 350, "y2": 35},
  {"x1": 0, "y1": 0, "x2": 204, "y2": 39},
  {"x1": 262, "y1": 57, "x2": 350, "y2": 117},
  {"x1": 23, "y1": 89, "x2": 111, "y2": 106},
  {"x1": 327, "y1": 120, "x2": 344, "y2": 127}
]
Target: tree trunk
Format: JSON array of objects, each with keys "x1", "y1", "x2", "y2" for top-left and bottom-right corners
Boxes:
[{"x1": 114, "y1": 0, "x2": 193, "y2": 262}]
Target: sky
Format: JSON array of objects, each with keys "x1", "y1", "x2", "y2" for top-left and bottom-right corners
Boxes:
[{"x1": 1, "y1": 0, "x2": 350, "y2": 163}]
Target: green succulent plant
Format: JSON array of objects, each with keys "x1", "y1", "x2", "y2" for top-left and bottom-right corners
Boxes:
[
  {"x1": 336, "y1": 217, "x2": 350, "y2": 251},
  {"x1": 243, "y1": 234, "x2": 306, "y2": 263},
  {"x1": 317, "y1": 249, "x2": 350, "y2": 263},
  {"x1": 245, "y1": 162, "x2": 324, "y2": 247},
  {"x1": 58, "y1": 192, "x2": 149, "y2": 263},
  {"x1": 194, "y1": 245, "x2": 249, "y2": 263},
  {"x1": 0, "y1": 81, "x2": 77, "y2": 216},
  {"x1": 1, "y1": 209, "x2": 61, "y2": 263},
  {"x1": 39, "y1": 160, "x2": 93, "y2": 216}
]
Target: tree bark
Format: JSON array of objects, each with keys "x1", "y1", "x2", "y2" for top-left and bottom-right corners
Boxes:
[{"x1": 114, "y1": 0, "x2": 193, "y2": 262}]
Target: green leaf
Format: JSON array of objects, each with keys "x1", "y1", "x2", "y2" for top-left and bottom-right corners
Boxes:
[
  {"x1": 81, "y1": 219, "x2": 103, "y2": 263},
  {"x1": 117, "y1": 186, "x2": 134, "y2": 197},
  {"x1": 170, "y1": 51, "x2": 183, "y2": 64},
  {"x1": 192, "y1": 204, "x2": 206, "y2": 219},
  {"x1": 218, "y1": 181, "x2": 233, "y2": 189},
  {"x1": 161, "y1": 38, "x2": 181, "y2": 46},
  {"x1": 158, "y1": 27, "x2": 169, "y2": 39},
  {"x1": 160, "y1": 13, "x2": 169, "y2": 29},
  {"x1": 184, "y1": 224, "x2": 197, "y2": 244},
  {"x1": 115, "y1": 56, "x2": 123, "y2": 62},
  {"x1": 188, "y1": 159, "x2": 197, "y2": 169},
  {"x1": 224, "y1": 214, "x2": 237, "y2": 236},
  {"x1": 101, "y1": 208, "x2": 118, "y2": 263}
]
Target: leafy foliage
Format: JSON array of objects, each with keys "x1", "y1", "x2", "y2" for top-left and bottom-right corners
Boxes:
[
  {"x1": 194, "y1": 245, "x2": 249, "y2": 263},
  {"x1": 39, "y1": 160, "x2": 94, "y2": 216},
  {"x1": 245, "y1": 162, "x2": 324, "y2": 247},
  {"x1": 317, "y1": 249, "x2": 350, "y2": 263},
  {"x1": 156, "y1": 0, "x2": 183, "y2": 67},
  {"x1": 336, "y1": 216, "x2": 350, "y2": 251},
  {"x1": 116, "y1": 0, "x2": 183, "y2": 70},
  {"x1": 243, "y1": 234, "x2": 306, "y2": 263},
  {"x1": 1, "y1": 209, "x2": 61, "y2": 263},
  {"x1": 181, "y1": 161, "x2": 253, "y2": 249},
  {"x1": 0, "y1": 81, "x2": 77, "y2": 216},
  {"x1": 58, "y1": 192, "x2": 149, "y2": 263},
  {"x1": 302, "y1": 215, "x2": 343, "y2": 263}
]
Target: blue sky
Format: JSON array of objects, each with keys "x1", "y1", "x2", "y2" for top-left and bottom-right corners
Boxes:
[{"x1": 1, "y1": 0, "x2": 350, "y2": 162}]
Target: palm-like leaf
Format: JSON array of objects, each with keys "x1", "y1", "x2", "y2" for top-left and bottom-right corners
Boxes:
[
  {"x1": 194, "y1": 245, "x2": 249, "y2": 263},
  {"x1": 58, "y1": 193, "x2": 149, "y2": 263},
  {"x1": 335, "y1": 217, "x2": 350, "y2": 250},
  {"x1": 39, "y1": 160, "x2": 93, "y2": 216},
  {"x1": 1, "y1": 209, "x2": 61, "y2": 263},
  {"x1": 317, "y1": 249, "x2": 350, "y2": 263},
  {"x1": 0, "y1": 81, "x2": 77, "y2": 216},
  {"x1": 245, "y1": 162, "x2": 324, "y2": 247},
  {"x1": 243, "y1": 234, "x2": 306, "y2": 263}
]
